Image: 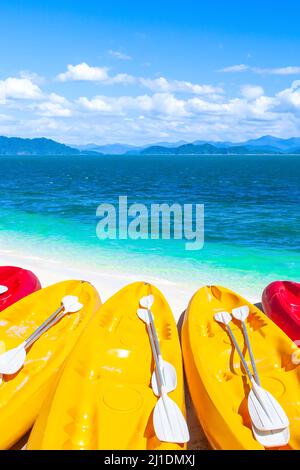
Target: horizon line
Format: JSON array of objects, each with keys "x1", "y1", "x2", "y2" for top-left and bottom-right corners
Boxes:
[{"x1": 1, "y1": 133, "x2": 300, "y2": 148}]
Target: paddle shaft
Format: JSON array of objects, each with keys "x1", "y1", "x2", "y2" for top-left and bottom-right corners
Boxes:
[
  {"x1": 241, "y1": 320, "x2": 260, "y2": 386},
  {"x1": 146, "y1": 312, "x2": 165, "y2": 393},
  {"x1": 227, "y1": 324, "x2": 276, "y2": 422},
  {"x1": 24, "y1": 305, "x2": 63, "y2": 348},
  {"x1": 226, "y1": 323, "x2": 253, "y2": 381},
  {"x1": 146, "y1": 312, "x2": 178, "y2": 436},
  {"x1": 25, "y1": 307, "x2": 66, "y2": 349},
  {"x1": 148, "y1": 308, "x2": 163, "y2": 360}
]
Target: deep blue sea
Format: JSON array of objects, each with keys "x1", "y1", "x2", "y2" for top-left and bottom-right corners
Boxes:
[{"x1": 0, "y1": 154, "x2": 299, "y2": 298}]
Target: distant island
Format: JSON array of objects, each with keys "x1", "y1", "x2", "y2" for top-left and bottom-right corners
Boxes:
[
  {"x1": 138, "y1": 143, "x2": 281, "y2": 155},
  {"x1": 0, "y1": 136, "x2": 100, "y2": 156},
  {"x1": 74, "y1": 135, "x2": 300, "y2": 155},
  {"x1": 0, "y1": 135, "x2": 300, "y2": 156}
]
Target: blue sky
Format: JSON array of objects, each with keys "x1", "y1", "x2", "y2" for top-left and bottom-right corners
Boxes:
[{"x1": 1, "y1": 0, "x2": 300, "y2": 144}]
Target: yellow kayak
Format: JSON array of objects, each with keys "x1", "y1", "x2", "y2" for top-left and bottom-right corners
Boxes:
[
  {"x1": 28, "y1": 281, "x2": 187, "y2": 450},
  {"x1": 181, "y1": 285, "x2": 300, "y2": 450},
  {"x1": 0, "y1": 280, "x2": 100, "y2": 449}
]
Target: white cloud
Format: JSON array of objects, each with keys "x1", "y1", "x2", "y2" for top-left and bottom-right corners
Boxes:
[
  {"x1": 57, "y1": 63, "x2": 110, "y2": 82},
  {"x1": 139, "y1": 76, "x2": 222, "y2": 95},
  {"x1": 0, "y1": 77, "x2": 43, "y2": 103},
  {"x1": 77, "y1": 89, "x2": 275, "y2": 121},
  {"x1": 57, "y1": 62, "x2": 136, "y2": 85},
  {"x1": 19, "y1": 70, "x2": 45, "y2": 84},
  {"x1": 110, "y1": 73, "x2": 136, "y2": 85},
  {"x1": 28, "y1": 93, "x2": 73, "y2": 117},
  {"x1": 48, "y1": 92, "x2": 70, "y2": 105},
  {"x1": 78, "y1": 93, "x2": 189, "y2": 117},
  {"x1": 0, "y1": 113, "x2": 13, "y2": 121},
  {"x1": 109, "y1": 50, "x2": 132, "y2": 60},
  {"x1": 275, "y1": 80, "x2": 300, "y2": 111},
  {"x1": 151, "y1": 93, "x2": 188, "y2": 116},
  {"x1": 241, "y1": 85, "x2": 264, "y2": 100},
  {"x1": 219, "y1": 64, "x2": 250, "y2": 73},
  {"x1": 56, "y1": 63, "x2": 221, "y2": 95},
  {"x1": 73, "y1": 85, "x2": 294, "y2": 143},
  {"x1": 220, "y1": 64, "x2": 300, "y2": 75},
  {"x1": 77, "y1": 96, "x2": 118, "y2": 113},
  {"x1": 2, "y1": 65, "x2": 300, "y2": 144},
  {"x1": 36, "y1": 101, "x2": 72, "y2": 117},
  {"x1": 186, "y1": 94, "x2": 275, "y2": 121},
  {"x1": 41, "y1": 92, "x2": 73, "y2": 117},
  {"x1": 265, "y1": 66, "x2": 300, "y2": 75}
]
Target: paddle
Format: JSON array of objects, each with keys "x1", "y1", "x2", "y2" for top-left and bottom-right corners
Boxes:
[
  {"x1": 214, "y1": 311, "x2": 290, "y2": 447},
  {"x1": 137, "y1": 297, "x2": 189, "y2": 443},
  {"x1": 0, "y1": 295, "x2": 83, "y2": 375},
  {"x1": 0, "y1": 285, "x2": 8, "y2": 295}
]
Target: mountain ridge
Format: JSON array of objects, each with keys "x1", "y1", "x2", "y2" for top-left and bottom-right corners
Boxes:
[
  {"x1": 0, "y1": 135, "x2": 300, "y2": 156},
  {"x1": 139, "y1": 143, "x2": 285, "y2": 155},
  {"x1": 0, "y1": 136, "x2": 101, "y2": 156},
  {"x1": 73, "y1": 135, "x2": 300, "y2": 155}
]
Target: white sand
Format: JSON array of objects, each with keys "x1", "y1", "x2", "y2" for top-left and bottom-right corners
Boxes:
[
  {"x1": 0, "y1": 249, "x2": 258, "y2": 322},
  {"x1": 0, "y1": 250, "x2": 197, "y2": 321}
]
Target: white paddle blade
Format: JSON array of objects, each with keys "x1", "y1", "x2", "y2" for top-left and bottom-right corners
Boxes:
[
  {"x1": 140, "y1": 295, "x2": 154, "y2": 309},
  {"x1": 0, "y1": 346, "x2": 26, "y2": 375},
  {"x1": 151, "y1": 360, "x2": 177, "y2": 396},
  {"x1": 214, "y1": 311, "x2": 232, "y2": 325},
  {"x1": 137, "y1": 308, "x2": 150, "y2": 324},
  {"x1": 0, "y1": 285, "x2": 8, "y2": 295},
  {"x1": 252, "y1": 424, "x2": 290, "y2": 448},
  {"x1": 232, "y1": 305, "x2": 249, "y2": 322},
  {"x1": 248, "y1": 382, "x2": 289, "y2": 432},
  {"x1": 153, "y1": 394, "x2": 189, "y2": 443},
  {"x1": 291, "y1": 349, "x2": 300, "y2": 365},
  {"x1": 62, "y1": 295, "x2": 83, "y2": 313}
]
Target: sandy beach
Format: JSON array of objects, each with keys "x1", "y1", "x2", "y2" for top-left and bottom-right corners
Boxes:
[
  {"x1": 0, "y1": 249, "x2": 258, "y2": 322},
  {"x1": 0, "y1": 250, "x2": 199, "y2": 321}
]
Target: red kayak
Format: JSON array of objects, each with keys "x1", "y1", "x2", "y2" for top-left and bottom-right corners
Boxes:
[
  {"x1": 0, "y1": 266, "x2": 41, "y2": 312},
  {"x1": 262, "y1": 281, "x2": 300, "y2": 342}
]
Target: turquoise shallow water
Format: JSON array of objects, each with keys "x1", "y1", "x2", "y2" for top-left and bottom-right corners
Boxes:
[{"x1": 0, "y1": 154, "x2": 299, "y2": 297}]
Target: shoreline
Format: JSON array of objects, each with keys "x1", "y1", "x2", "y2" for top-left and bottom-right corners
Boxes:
[
  {"x1": 0, "y1": 250, "x2": 196, "y2": 321},
  {"x1": 0, "y1": 249, "x2": 259, "y2": 322}
]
